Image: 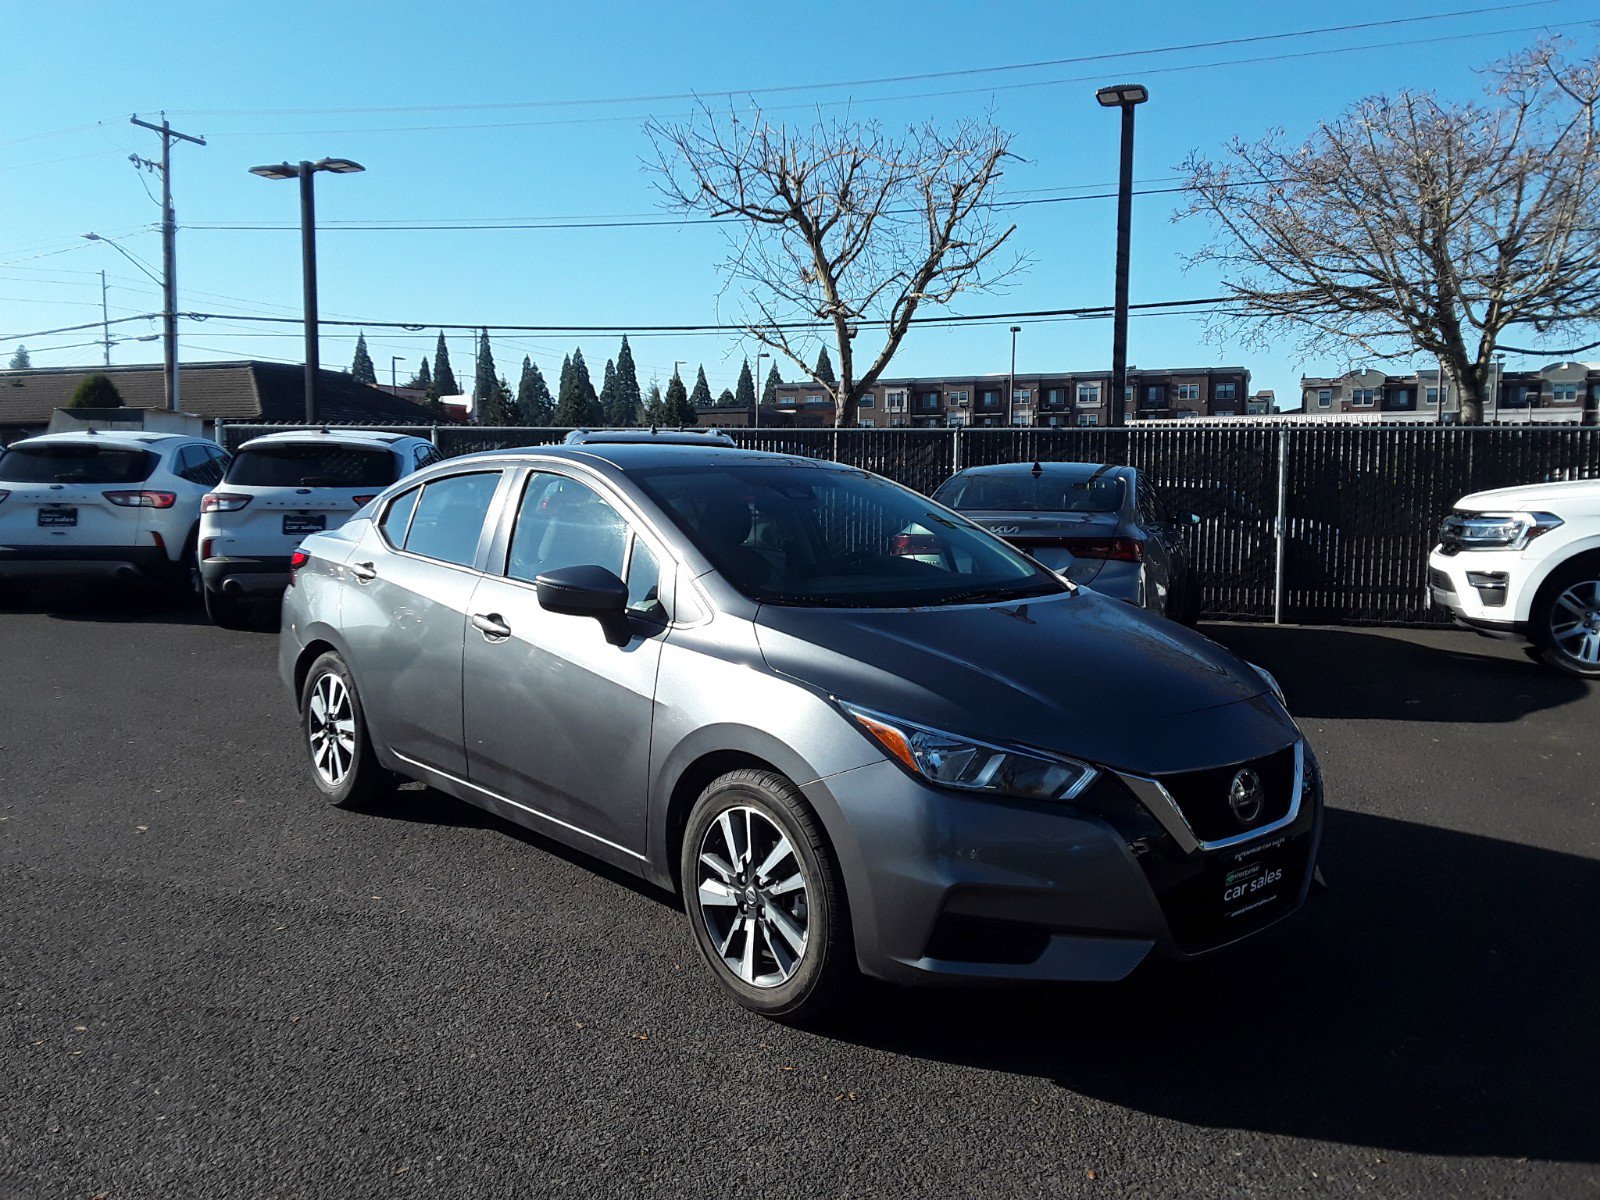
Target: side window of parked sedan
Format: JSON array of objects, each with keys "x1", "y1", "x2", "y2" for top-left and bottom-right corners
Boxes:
[
  {"x1": 401, "y1": 471, "x2": 502, "y2": 568},
  {"x1": 507, "y1": 472, "x2": 666, "y2": 619}
]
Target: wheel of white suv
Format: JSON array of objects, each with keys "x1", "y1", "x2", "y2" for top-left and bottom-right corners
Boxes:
[
  {"x1": 299, "y1": 652, "x2": 393, "y2": 808},
  {"x1": 1530, "y1": 556, "x2": 1600, "y2": 679},
  {"x1": 680, "y1": 769, "x2": 855, "y2": 1022}
]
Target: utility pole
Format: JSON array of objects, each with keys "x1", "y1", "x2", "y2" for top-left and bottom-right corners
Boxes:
[
  {"x1": 99, "y1": 271, "x2": 111, "y2": 367},
  {"x1": 130, "y1": 115, "x2": 206, "y2": 412}
]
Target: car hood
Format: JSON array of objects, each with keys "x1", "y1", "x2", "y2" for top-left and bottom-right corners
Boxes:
[
  {"x1": 753, "y1": 588, "x2": 1293, "y2": 776},
  {"x1": 1456, "y1": 478, "x2": 1600, "y2": 514}
]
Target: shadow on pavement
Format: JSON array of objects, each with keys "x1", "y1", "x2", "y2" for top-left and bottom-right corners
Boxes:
[
  {"x1": 0, "y1": 580, "x2": 280, "y2": 631},
  {"x1": 826, "y1": 808, "x2": 1599, "y2": 1163},
  {"x1": 1204, "y1": 623, "x2": 1592, "y2": 722}
]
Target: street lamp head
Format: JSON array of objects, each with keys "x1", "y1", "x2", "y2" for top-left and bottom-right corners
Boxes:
[
  {"x1": 81, "y1": 232, "x2": 103, "y2": 241},
  {"x1": 249, "y1": 162, "x2": 300, "y2": 181},
  {"x1": 1095, "y1": 83, "x2": 1149, "y2": 107},
  {"x1": 1009, "y1": 325, "x2": 1022, "y2": 334},
  {"x1": 316, "y1": 158, "x2": 365, "y2": 175}
]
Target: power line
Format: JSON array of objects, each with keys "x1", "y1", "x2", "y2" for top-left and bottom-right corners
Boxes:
[{"x1": 168, "y1": 3, "x2": 1561, "y2": 119}]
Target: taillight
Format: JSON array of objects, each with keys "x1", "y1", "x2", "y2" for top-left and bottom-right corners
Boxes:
[
  {"x1": 1016, "y1": 536, "x2": 1144, "y2": 562},
  {"x1": 201, "y1": 492, "x2": 252, "y2": 513},
  {"x1": 200, "y1": 537, "x2": 215, "y2": 561},
  {"x1": 351, "y1": 494, "x2": 377, "y2": 506},
  {"x1": 891, "y1": 533, "x2": 940, "y2": 556},
  {"x1": 104, "y1": 490, "x2": 177, "y2": 508},
  {"x1": 288, "y1": 548, "x2": 311, "y2": 586}
]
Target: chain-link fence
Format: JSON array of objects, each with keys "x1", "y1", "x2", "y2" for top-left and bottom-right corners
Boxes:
[{"x1": 214, "y1": 420, "x2": 1600, "y2": 626}]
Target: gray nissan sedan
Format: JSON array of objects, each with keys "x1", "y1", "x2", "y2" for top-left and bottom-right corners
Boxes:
[{"x1": 280, "y1": 434, "x2": 1323, "y2": 1020}]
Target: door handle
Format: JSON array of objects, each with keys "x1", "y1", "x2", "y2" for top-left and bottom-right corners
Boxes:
[
  {"x1": 471, "y1": 612, "x2": 512, "y2": 640},
  {"x1": 350, "y1": 561, "x2": 377, "y2": 583}
]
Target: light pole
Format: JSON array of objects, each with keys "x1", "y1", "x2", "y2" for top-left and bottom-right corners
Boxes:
[
  {"x1": 1096, "y1": 83, "x2": 1148, "y2": 428},
  {"x1": 83, "y1": 232, "x2": 165, "y2": 369},
  {"x1": 1008, "y1": 325, "x2": 1021, "y2": 427},
  {"x1": 754, "y1": 351, "x2": 770, "y2": 429},
  {"x1": 390, "y1": 356, "x2": 405, "y2": 388},
  {"x1": 249, "y1": 158, "x2": 365, "y2": 423}
]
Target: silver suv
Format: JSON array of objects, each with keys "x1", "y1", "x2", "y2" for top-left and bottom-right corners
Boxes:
[{"x1": 280, "y1": 441, "x2": 1323, "y2": 1019}]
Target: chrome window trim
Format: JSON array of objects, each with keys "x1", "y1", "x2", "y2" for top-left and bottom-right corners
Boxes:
[{"x1": 1117, "y1": 740, "x2": 1304, "y2": 855}]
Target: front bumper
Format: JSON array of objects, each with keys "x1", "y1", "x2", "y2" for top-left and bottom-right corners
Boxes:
[
  {"x1": 809, "y1": 746, "x2": 1323, "y2": 986},
  {"x1": 1427, "y1": 547, "x2": 1529, "y2": 631},
  {"x1": 0, "y1": 544, "x2": 173, "y2": 581},
  {"x1": 201, "y1": 554, "x2": 291, "y2": 596}
]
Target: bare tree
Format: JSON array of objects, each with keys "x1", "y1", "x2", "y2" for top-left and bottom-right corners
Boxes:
[
  {"x1": 649, "y1": 105, "x2": 1021, "y2": 426},
  {"x1": 1179, "y1": 38, "x2": 1600, "y2": 424}
]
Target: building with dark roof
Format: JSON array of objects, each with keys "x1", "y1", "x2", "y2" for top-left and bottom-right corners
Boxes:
[{"x1": 0, "y1": 361, "x2": 441, "y2": 442}]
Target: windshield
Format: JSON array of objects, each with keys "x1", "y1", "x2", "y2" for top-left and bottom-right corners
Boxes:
[
  {"x1": 0, "y1": 443, "x2": 156, "y2": 484},
  {"x1": 933, "y1": 470, "x2": 1125, "y2": 514},
  {"x1": 227, "y1": 443, "x2": 397, "y2": 488},
  {"x1": 633, "y1": 462, "x2": 1065, "y2": 608}
]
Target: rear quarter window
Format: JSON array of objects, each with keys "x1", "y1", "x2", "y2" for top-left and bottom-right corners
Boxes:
[
  {"x1": 0, "y1": 444, "x2": 156, "y2": 484},
  {"x1": 226, "y1": 443, "x2": 398, "y2": 488}
]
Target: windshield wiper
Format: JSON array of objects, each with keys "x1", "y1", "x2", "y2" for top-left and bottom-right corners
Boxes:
[{"x1": 935, "y1": 581, "x2": 1063, "y2": 607}]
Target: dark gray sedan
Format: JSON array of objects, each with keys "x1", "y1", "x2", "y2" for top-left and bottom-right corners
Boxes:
[
  {"x1": 280, "y1": 436, "x2": 1322, "y2": 1020},
  {"x1": 932, "y1": 462, "x2": 1201, "y2": 622}
]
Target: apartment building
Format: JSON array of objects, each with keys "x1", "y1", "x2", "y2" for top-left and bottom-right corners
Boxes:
[
  {"x1": 1300, "y1": 362, "x2": 1600, "y2": 419},
  {"x1": 770, "y1": 365, "x2": 1254, "y2": 427}
]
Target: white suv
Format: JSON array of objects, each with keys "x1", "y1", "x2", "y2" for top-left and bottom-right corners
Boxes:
[
  {"x1": 199, "y1": 429, "x2": 440, "y2": 626},
  {"x1": 0, "y1": 431, "x2": 226, "y2": 590},
  {"x1": 1428, "y1": 478, "x2": 1600, "y2": 677}
]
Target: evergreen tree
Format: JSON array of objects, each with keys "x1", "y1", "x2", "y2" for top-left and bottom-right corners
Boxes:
[
  {"x1": 68, "y1": 373, "x2": 122, "y2": 408},
  {"x1": 641, "y1": 382, "x2": 665, "y2": 424},
  {"x1": 571, "y1": 348, "x2": 601, "y2": 423},
  {"x1": 598, "y1": 359, "x2": 618, "y2": 426},
  {"x1": 613, "y1": 336, "x2": 642, "y2": 426},
  {"x1": 517, "y1": 355, "x2": 555, "y2": 424},
  {"x1": 430, "y1": 332, "x2": 459, "y2": 400},
  {"x1": 716, "y1": 388, "x2": 736, "y2": 407},
  {"x1": 688, "y1": 365, "x2": 712, "y2": 410},
  {"x1": 813, "y1": 346, "x2": 836, "y2": 385},
  {"x1": 471, "y1": 329, "x2": 498, "y2": 421},
  {"x1": 762, "y1": 362, "x2": 782, "y2": 406},
  {"x1": 664, "y1": 371, "x2": 693, "y2": 425},
  {"x1": 735, "y1": 358, "x2": 756, "y2": 410},
  {"x1": 407, "y1": 358, "x2": 432, "y2": 391},
  {"x1": 485, "y1": 374, "x2": 515, "y2": 426},
  {"x1": 8, "y1": 345, "x2": 29, "y2": 369},
  {"x1": 350, "y1": 333, "x2": 377, "y2": 384}
]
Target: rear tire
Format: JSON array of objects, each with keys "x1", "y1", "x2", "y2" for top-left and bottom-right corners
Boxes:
[
  {"x1": 299, "y1": 652, "x2": 393, "y2": 809},
  {"x1": 680, "y1": 769, "x2": 856, "y2": 1022},
  {"x1": 1529, "y1": 557, "x2": 1600, "y2": 679},
  {"x1": 203, "y1": 584, "x2": 250, "y2": 630}
]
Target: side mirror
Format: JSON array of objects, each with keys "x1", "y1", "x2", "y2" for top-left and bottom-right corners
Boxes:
[{"x1": 535, "y1": 564, "x2": 632, "y2": 645}]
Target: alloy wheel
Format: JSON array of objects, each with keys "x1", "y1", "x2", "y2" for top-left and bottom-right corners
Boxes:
[
  {"x1": 695, "y1": 805, "x2": 811, "y2": 988},
  {"x1": 1548, "y1": 578, "x2": 1600, "y2": 667},
  {"x1": 307, "y1": 672, "x2": 357, "y2": 787}
]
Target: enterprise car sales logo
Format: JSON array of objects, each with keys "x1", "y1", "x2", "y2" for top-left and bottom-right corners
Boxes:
[{"x1": 1228, "y1": 768, "x2": 1264, "y2": 825}]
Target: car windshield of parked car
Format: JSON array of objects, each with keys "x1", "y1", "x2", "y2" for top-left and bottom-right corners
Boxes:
[
  {"x1": 633, "y1": 462, "x2": 1065, "y2": 608},
  {"x1": 0, "y1": 443, "x2": 156, "y2": 484},
  {"x1": 227, "y1": 443, "x2": 397, "y2": 489},
  {"x1": 932, "y1": 470, "x2": 1125, "y2": 513}
]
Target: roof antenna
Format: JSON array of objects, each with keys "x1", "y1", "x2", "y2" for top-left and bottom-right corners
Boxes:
[
  {"x1": 649, "y1": 423, "x2": 658, "y2": 435},
  {"x1": 1030, "y1": 460, "x2": 1043, "y2": 477}
]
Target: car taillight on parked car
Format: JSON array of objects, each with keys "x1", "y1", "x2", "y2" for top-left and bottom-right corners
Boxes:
[
  {"x1": 103, "y1": 490, "x2": 177, "y2": 508},
  {"x1": 891, "y1": 532, "x2": 941, "y2": 557},
  {"x1": 201, "y1": 493, "x2": 252, "y2": 513},
  {"x1": 351, "y1": 494, "x2": 377, "y2": 506},
  {"x1": 288, "y1": 548, "x2": 310, "y2": 586},
  {"x1": 1017, "y1": 536, "x2": 1144, "y2": 562}
]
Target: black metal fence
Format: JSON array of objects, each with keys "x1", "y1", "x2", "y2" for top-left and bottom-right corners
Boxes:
[{"x1": 216, "y1": 421, "x2": 1600, "y2": 626}]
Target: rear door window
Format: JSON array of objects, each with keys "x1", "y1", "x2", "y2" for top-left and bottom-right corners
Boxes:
[
  {"x1": 0, "y1": 443, "x2": 156, "y2": 484},
  {"x1": 226, "y1": 443, "x2": 398, "y2": 488},
  {"x1": 403, "y1": 472, "x2": 502, "y2": 568}
]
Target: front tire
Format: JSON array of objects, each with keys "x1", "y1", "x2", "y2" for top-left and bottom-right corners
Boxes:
[
  {"x1": 299, "y1": 652, "x2": 392, "y2": 808},
  {"x1": 1530, "y1": 558, "x2": 1600, "y2": 678},
  {"x1": 680, "y1": 769, "x2": 855, "y2": 1022}
]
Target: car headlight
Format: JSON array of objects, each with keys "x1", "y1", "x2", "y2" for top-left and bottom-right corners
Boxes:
[
  {"x1": 840, "y1": 703, "x2": 1098, "y2": 802},
  {"x1": 1438, "y1": 510, "x2": 1562, "y2": 552},
  {"x1": 1248, "y1": 662, "x2": 1286, "y2": 706}
]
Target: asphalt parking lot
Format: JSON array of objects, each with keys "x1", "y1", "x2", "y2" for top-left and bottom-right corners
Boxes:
[{"x1": 1, "y1": 586, "x2": 1596, "y2": 1200}]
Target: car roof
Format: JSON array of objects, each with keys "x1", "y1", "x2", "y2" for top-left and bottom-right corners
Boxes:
[
  {"x1": 7, "y1": 430, "x2": 195, "y2": 452},
  {"x1": 950, "y1": 461, "x2": 1131, "y2": 480},
  {"x1": 459, "y1": 441, "x2": 848, "y2": 474},
  {"x1": 562, "y1": 427, "x2": 736, "y2": 447},
  {"x1": 237, "y1": 428, "x2": 414, "y2": 451}
]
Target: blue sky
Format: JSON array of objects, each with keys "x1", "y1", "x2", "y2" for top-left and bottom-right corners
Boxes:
[{"x1": 3, "y1": 0, "x2": 1596, "y2": 405}]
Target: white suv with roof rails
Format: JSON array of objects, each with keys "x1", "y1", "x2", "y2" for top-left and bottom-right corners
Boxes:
[
  {"x1": 0, "y1": 430, "x2": 227, "y2": 590},
  {"x1": 1429, "y1": 478, "x2": 1600, "y2": 677},
  {"x1": 199, "y1": 429, "x2": 440, "y2": 626}
]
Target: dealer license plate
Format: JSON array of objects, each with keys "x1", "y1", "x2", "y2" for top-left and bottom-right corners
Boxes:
[
  {"x1": 38, "y1": 507, "x2": 77, "y2": 527},
  {"x1": 283, "y1": 513, "x2": 326, "y2": 535}
]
